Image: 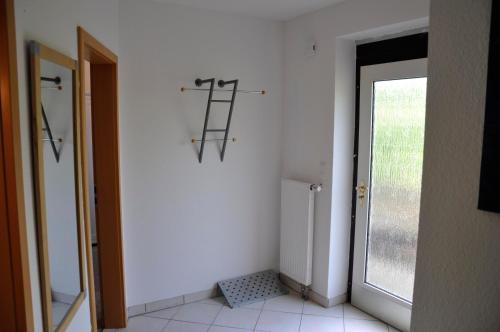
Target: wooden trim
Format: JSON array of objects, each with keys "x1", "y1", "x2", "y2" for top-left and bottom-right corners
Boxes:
[
  {"x1": 38, "y1": 44, "x2": 77, "y2": 71},
  {"x1": 29, "y1": 43, "x2": 53, "y2": 330},
  {"x1": 0, "y1": 143, "x2": 17, "y2": 331},
  {"x1": 78, "y1": 26, "x2": 127, "y2": 330},
  {"x1": 29, "y1": 41, "x2": 86, "y2": 331},
  {"x1": 77, "y1": 28, "x2": 98, "y2": 332},
  {"x1": 78, "y1": 28, "x2": 117, "y2": 64},
  {"x1": 72, "y1": 54, "x2": 88, "y2": 300},
  {"x1": 0, "y1": 0, "x2": 34, "y2": 330}
]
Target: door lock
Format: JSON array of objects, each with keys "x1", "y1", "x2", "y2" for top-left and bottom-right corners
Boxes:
[{"x1": 356, "y1": 181, "x2": 369, "y2": 207}]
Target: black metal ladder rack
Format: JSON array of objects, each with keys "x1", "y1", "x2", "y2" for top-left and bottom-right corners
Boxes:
[
  {"x1": 41, "y1": 105, "x2": 62, "y2": 162},
  {"x1": 194, "y1": 78, "x2": 239, "y2": 163},
  {"x1": 40, "y1": 76, "x2": 63, "y2": 163}
]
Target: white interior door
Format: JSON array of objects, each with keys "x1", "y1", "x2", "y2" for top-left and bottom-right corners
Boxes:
[{"x1": 352, "y1": 58, "x2": 427, "y2": 332}]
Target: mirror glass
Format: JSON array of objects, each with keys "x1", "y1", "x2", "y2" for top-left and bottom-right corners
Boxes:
[{"x1": 39, "y1": 57, "x2": 81, "y2": 330}]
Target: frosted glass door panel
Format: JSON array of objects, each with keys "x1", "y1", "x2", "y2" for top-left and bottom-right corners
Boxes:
[{"x1": 365, "y1": 78, "x2": 427, "y2": 302}]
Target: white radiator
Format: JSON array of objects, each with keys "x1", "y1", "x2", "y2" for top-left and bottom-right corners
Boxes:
[{"x1": 280, "y1": 179, "x2": 320, "y2": 287}]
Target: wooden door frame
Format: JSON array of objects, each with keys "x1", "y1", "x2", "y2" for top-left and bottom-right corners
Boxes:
[
  {"x1": 0, "y1": 0, "x2": 34, "y2": 331},
  {"x1": 77, "y1": 27, "x2": 127, "y2": 330}
]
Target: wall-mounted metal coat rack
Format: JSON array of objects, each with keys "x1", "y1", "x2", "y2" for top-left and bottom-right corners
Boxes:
[
  {"x1": 41, "y1": 76, "x2": 63, "y2": 162},
  {"x1": 41, "y1": 104, "x2": 63, "y2": 162},
  {"x1": 41, "y1": 75, "x2": 61, "y2": 85},
  {"x1": 181, "y1": 78, "x2": 266, "y2": 163},
  {"x1": 41, "y1": 75, "x2": 63, "y2": 90}
]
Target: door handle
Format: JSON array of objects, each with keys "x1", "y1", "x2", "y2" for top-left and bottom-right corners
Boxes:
[{"x1": 356, "y1": 181, "x2": 369, "y2": 207}]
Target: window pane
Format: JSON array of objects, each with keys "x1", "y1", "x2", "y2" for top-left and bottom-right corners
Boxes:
[{"x1": 365, "y1": 78, "x2": 427, "y2": 302}]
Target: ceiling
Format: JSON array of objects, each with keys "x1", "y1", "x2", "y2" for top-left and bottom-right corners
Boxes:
[{"x1": 152, "y1": 0, "x2": 345, "y2": 21}]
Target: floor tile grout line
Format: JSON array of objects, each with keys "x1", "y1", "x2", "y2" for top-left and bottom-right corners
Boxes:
[
  {"x1": 298, "y1": 298, "x2": 305, "y2": 332},
  {"x1": 159, "y1": 318, "x2": 171, "y2": 332},
  {"x1": 208, "y1": 307, "x2": 262, "y2": 331},
  {"x1": 252, "y1": 306, "x2": 264, "y2": 332},
  {"x1": 342, "y1": 303, "x2": 346, "y2": 332},
  {"x1": 345, "y1": 317, "x2": 379, "y2": 321},
  {"x1": 210, "y1": 303, "x2": 225, "y2": 327},
  {"x1": 170, "y1": 318, "x2": 212, "y2": 324},
  {"x1": 203, "y1": 302, "x2": 226, "y2": 307},
  {"x1": 211, "y1": 322, "x2": 255, "y2": 331},
  {"x1": 259, "y1": 308, "x2": 303, "y2": 314},
  {"x1": 209, "y1": 303, "x2": 264, "y2": 331},
  {"x1": 143, "y1": 301, "x2": 188, "y2": 317},
  {"x1": 144, "y1": 305, "x2": 181, "y2": 320},
  {"x1": 144, "y1": 314, "x2": 170, "y2": 321},
  {"x1": 301, "y1": 313, "x2": 343, "y2": 319}
]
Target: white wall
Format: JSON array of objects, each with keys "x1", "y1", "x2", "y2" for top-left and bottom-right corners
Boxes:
[
  {"x1": 118, "y1": 1, "x2": 284, "y2": 306},
  {"x1": 411, "y1": 0, "x2": 500, "y2": 330},
  {"x1": 14, "y1": 0, "x2": 119, "y2": 330},
  {"x1": 283, "y1": 0, "x2": 430, "y2": 300}
]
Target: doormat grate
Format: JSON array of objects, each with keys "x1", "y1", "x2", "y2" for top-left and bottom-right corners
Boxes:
[{"x1": 218, "y1": 270, "x2": 289, "y2": 308}]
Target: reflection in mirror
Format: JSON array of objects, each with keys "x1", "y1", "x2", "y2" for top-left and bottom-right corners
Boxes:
[
  {"x1": 30, "y1": 42, "x2": 84, "y2": 332},
  {"x1": 41, "y1": 59, "x2": 80, "y2": 330}
]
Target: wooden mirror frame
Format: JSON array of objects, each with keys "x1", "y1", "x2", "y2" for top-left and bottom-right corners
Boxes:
[{"x1": 29, "y1": 41, "x2": 86, "y2": 331}]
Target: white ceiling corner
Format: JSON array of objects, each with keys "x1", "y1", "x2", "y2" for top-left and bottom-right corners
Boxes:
[{"x1": 150, "y1": 0, "x2": 345, "y2": 21}]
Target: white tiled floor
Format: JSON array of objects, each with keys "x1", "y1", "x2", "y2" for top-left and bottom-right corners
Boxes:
[{"x1": 112, "y1": 293, "x2": 401, "y2": 332}]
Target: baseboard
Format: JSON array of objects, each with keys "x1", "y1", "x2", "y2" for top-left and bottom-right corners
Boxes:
[
  {"x1": 324, "y1": 292, "x2": 347, "y2": 307},
  {"x1": 128, "y1": 275, "x2": 347, "y2": 318},
  {"x1": 128, "y1": 286, "x2": 219, "y2": 318},
  {"x1": 279, "y1": 273, "x2": 346, "y2": 308}
]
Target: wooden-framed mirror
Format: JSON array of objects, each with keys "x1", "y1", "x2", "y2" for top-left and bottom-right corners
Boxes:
[{"x1": 29, "y1": 41, "x2": 85, "y2": 331}]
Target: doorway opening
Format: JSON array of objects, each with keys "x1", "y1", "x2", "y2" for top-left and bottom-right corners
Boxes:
[
  {"x1": 78, "y1": 27, "x2": 126, "y2": 330},
  {"x1": 347, "y1": 33, "x2": 428, "y2": 332},
  {"x1": 84, "y1": 59, "x2": 103, "y2": 328}
]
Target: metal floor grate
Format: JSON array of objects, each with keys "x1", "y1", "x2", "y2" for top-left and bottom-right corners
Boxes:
[{"x1": 218, "y1": 270, "x2": 289, "y2": 308}]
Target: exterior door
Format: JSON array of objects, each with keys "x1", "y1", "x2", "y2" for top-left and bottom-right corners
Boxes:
[{"x1": 352, "y1": 58, "x2": 427, "y2": 331}]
